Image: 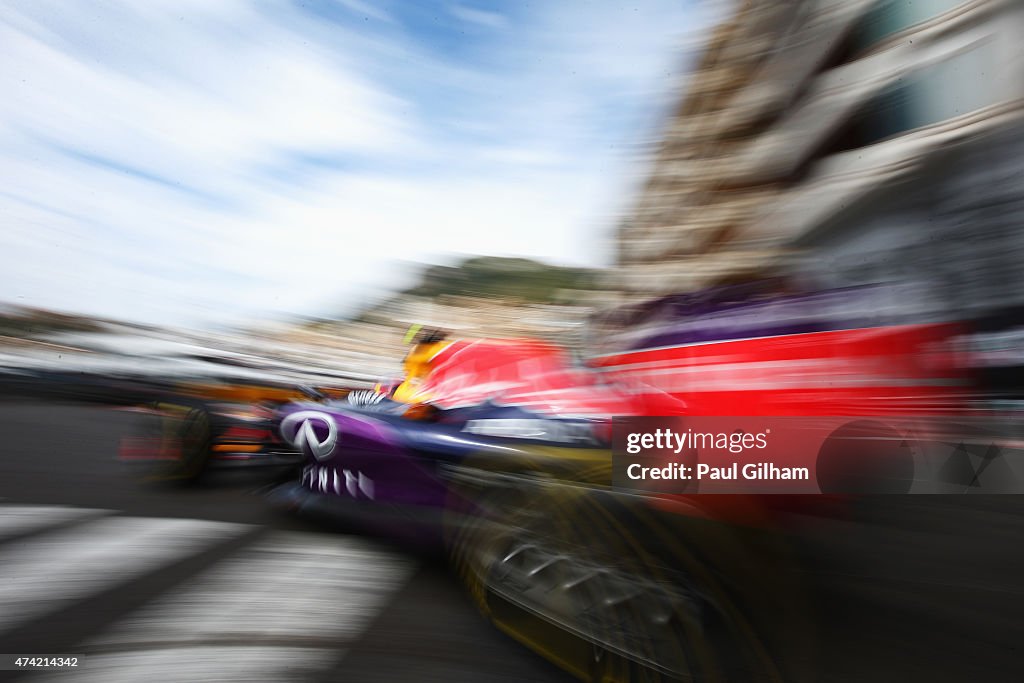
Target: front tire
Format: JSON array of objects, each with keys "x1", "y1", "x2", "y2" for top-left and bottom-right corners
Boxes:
[
  {"x1": 176, "y1": 404, "x2": 213, "y2": 482},
  {"x1": 451, "y1": 482, "x2": 811, "y2": 682}
]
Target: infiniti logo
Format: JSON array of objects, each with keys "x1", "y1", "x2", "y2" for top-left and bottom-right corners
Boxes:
[{"x1": 280, "y1": 411, "x2": 339, "y2": 461}]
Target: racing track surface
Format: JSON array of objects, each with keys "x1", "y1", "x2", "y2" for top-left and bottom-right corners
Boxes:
[
  {"x1": 0, "y1": 402, "x2": 571, "y2": 683},
  {"x1": 0, "y1": 402, "x2": 1022, "y2": 682}
]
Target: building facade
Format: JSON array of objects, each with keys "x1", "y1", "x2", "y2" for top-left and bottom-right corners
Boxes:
[{"x1": 615, "y1": 0, "x2": 1024, "y2": 300}]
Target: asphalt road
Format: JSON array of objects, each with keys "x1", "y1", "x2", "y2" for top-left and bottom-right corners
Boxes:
[
  {"x1": 0, "y1": 402, "x2": 571, "y2": 683},
  {"x1": 0, "y1": 401, "x2": 1022, "y2": 682},
  {"x1": 789, "y1": 495, "x2": 1024, "y2": 682}
]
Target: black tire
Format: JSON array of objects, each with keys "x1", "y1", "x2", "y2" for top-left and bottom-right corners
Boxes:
[
  {"x1": 142, "y1": 398, "x2": 214, "y2": 484},
  {"x1": 450, "y1": 481, "x2": 812, "y2": 682},
  {"x1": 176, "y1": 404, "x2": 213, "y2": 482}
]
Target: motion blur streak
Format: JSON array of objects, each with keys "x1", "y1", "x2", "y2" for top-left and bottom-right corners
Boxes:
[
  {"x1": 0, "y1": 516, "x2": 245, "y2": 633},
  {"x1": 91, "y1": 533, "x2": 413, "y2": 644},
  {"x1": 0, "y1": 1, "x2": 701, "y2": 327},
  {"x1": 0, "y1": 505, "x2": 108, "y2": 542},
  {"x1": 0, "y1": 0, "x2": 1023, "y2": 681},
  {"x1": 78, "y1": 533, "x2": 413, "y2": 682}
]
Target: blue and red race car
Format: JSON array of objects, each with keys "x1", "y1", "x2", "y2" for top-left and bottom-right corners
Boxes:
[
  {"x1": 267, "y1": 337, "x2": 803, "y2": 682},
  {"x1": 268, "y1": 336, "x2": 685, "y2": 538}
]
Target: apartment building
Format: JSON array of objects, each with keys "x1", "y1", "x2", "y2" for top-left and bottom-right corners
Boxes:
[{"x1": 615, "y1": 0, "x2": 1024, "y2": 307}]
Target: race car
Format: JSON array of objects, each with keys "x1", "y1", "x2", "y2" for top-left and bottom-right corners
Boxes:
[
  {"x1": 267, "y1": 336, "x2": 684, "y2": 539},
  {"x1": 118, "y1": 381, "x2": 352, "y2": 482},
  {"x1": 267, "y1": 335, "x2": 815, "y2": 681}
]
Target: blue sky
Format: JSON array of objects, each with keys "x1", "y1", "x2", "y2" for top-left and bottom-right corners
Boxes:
[{"x1": 0, "y1": 0, "x2": 722, "y2": 327}]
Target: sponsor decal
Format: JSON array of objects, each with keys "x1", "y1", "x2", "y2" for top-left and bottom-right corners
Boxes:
[
  {"x1": 301, "y1": 464, "x2": 375, "y2": 499},
  {"x1": 461, "y1": 418, "x2": 598, "y2": 444},
  {"x1": 280, "y1": 411, "x2": 339, "y2": 461}
]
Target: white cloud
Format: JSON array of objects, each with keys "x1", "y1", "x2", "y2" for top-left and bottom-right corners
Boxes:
[
  {"x1": 448, "y1": 5, "x2": 508, "y2": 30},
  {"x1": 335, "y1": 0, "x2": 394, "y2": 24},
  {"x1": 0, "y1": 0, "x2": 719, "y2": 328},
  {"x1": 0, "y1": 7, "x2": 413, "y2": 187}
]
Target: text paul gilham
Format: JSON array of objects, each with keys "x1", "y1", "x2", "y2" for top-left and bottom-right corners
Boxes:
[{"x1": 627, "y1": 462, "x2": 809, "y2": 481}]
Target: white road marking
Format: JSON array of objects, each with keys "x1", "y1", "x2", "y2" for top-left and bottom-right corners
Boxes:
[
  {"x1": 0, "y1": 516, "x2": 248, "y2": 633},
  {"x1": 0, "y1": 506, "x2": 416, "y2": 682},
  {"x1": 0, "y1": 504, "x2": 110, "y2": 542},
  {"x1": 92, "y1": 531, "x2": 414, "y2": 645},
  {"x1": 75, "y1": 532, "x2": 414, "y2": 682}
]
